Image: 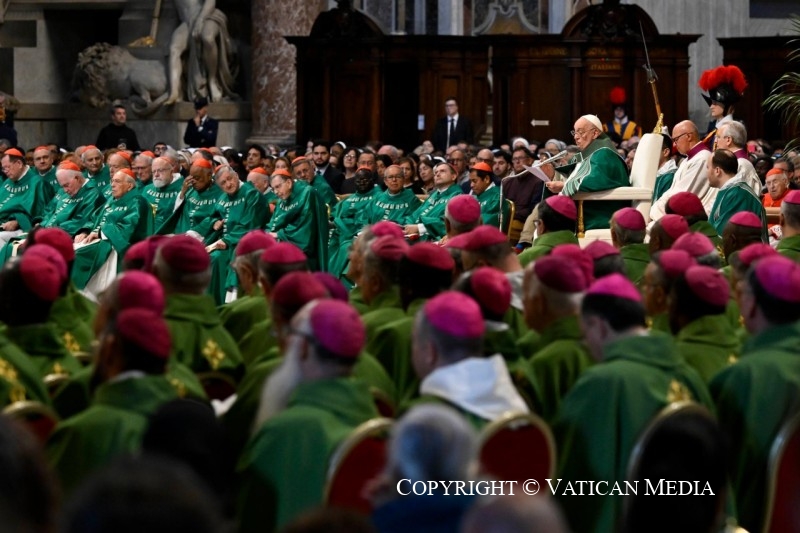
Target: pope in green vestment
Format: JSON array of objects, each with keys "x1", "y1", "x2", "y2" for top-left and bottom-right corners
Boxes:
[
  {"x1": 236, "y1": 377, "x2": 379, "y2": 532},
  {"x1": 561, "y1": 129, "x2": 630, "y2": 231},
  {"x1": 404, "y1": 183, "x2": 462, "y2": 242},
  {"x1": 41, "y1": 180, "x2": 105, "y2": 237},
  {"x1": 518, "y1": 230, "x2": 579, "y2": 267},
  {"x1": 327, "y1": 184, "x2": 379, "y2": 282},
  {"x1": 554, "y1": 334, "x2": 713, "y2": 533},
  {"x1": 71, "y1": 185, "x2": 153, "y2": 290},
  {"x1": 268, "y1": 179, "x2": 329, "y2": 272},
  {"x1": 163, "y1": 293, "x2": 244, "y2": 381},
  {"x1": 364, "y1": 187, "x2": 422, "y2": 225},
  {"x1": 142, "y1": 175, "x2": 184, "y2": 231},
  {"x1": 47, "y1": 374, "x2": 179, "y2": 494},
  {"x1": 710, "y1": 322, "x2": 800, "y2": 532},
  {"x1": 0, "y1": 166, "x2": 54, "y2": 231}
]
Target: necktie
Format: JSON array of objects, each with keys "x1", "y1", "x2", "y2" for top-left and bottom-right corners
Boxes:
[{"x1": 448, "y1": 119, "x2": 455, "y2": 147}]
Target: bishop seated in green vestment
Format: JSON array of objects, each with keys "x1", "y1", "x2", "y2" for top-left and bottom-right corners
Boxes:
[
  {"x1": 707, "y1": 149, "x2": 767, "y2": 239},
  {"x1": 267, "y1": 170, "x2": 329, "y2": 272},
  {"x1": 0, "y1": 148, "x2": 55, "y2": 243},
  {"x1": 327, "y1": 169, "x2": 379, "y2": 285},
  {"x1": 71, "y1": 170, "x2": 153, "y2": 292},
  {"x1": 236, "y1": 300, "x2": 379, "y2": 532},
  {"x1": 469, "y1": 163, "x2": 502, "y2": 229},
  {"x1": 80, "y1": 146, "x2": 111, "y2": 191},
  {"x1": 156, "y1": 159, "x2": 224, "y2": 239},
  {"x1": 153, "y1": 235, "x2": 244, "y2": 381},
  {"x1": 204, "y1": 167, "x2": 270, "y2": 305},
  {"x1": 776, "y1": 190, "x2": 800, "y2": 261},
  {"x1": 364, "y1": 165, "x2": 422, "y2": 225},
  {"x1": 610, "y1": 207, "x2": 650, "y2": 286},
  {"x1": 518, "y1": 196, "x2": 579, "y2": 267},
  {"x1": 403, "y1": 162, "x2": 463, "y2": 242},
  {"x1": 142, "y1": 157, "x2": 184, "y2": 231},
  {"x1": 556, "y1": 115, "x2": 631, "y2": 231},
  {"x1": 46, "y1": 308, "x2": 180, "y2": 495},
  {"x1": 710, "y1": 256, "x2": 800, "y2": 533},
  {"x1": 554, "y1": 274, "x2": 713, "y2": 533},
  {"x1": 291, "y1": 157, "x2": 338, "y2": 207}
]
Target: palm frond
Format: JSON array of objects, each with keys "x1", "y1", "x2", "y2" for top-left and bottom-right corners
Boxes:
[{"x1": 763, "y1": 14, "x2": 800, "y2": 152}]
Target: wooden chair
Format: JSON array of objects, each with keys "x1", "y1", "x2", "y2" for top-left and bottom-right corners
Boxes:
[
  {"x1": 623, "y1": 401, "x2": 724, "y2": 533},
  {"x1": 3, "y1": 401, "x2": 60, "y2": 444},
  {"x1": 196, "y1": 371, "x2": 237, "y2": 401},
  {"x1": 574, "y1": 132, "x2": 661, "y2": 244},
  {"x1": 765, "y1": 207, "x2": 780, "y2": 226},
  {"x1": 502, "y1": 199, "x2": 516, "y2": 239},
  {"x1": 325, "y1": 417, "x2": 392, "y2": 514},
  {"x1": 478, "y1": 411, "x2": 555, "y2": 482},
  {"x1": 762, "y1": 410, "x2": 800, "y2": 533}
]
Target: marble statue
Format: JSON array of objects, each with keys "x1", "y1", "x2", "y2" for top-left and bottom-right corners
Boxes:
[
  {"x1": 164, "y1": 0, "x2": 239, "y2": 104},
  {"x1": 72, "y1": 43, "x2": 169, "y2": 116}
]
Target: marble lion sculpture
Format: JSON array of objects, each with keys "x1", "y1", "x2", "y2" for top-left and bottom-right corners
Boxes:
[{"x1": 72, "y1": 42, "x2": 169, "y2": 116}]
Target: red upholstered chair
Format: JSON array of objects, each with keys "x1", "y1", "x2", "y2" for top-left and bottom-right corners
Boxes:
[
  {"x1": 325, "y1": 417, "x2": 392, "y2": 514},
  {"x1": 370, "y1": 387, "x2": 395, "y2": 418},
  {"x1": 763, "y1": 411, "x2": 800, "y2": 533},
  {"x1": 478, "y1": 412, "x2": 556, "y2": 482},
  {"x1": 3, "y1": 401, "x2": 60, "y2": 445}
]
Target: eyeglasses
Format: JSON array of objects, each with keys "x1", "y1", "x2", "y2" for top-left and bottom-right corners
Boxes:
[
  {"x1": 153, "y1": 167, "x2": 171, "y2": 173},
  {"x1": 672, "y1": 132, "x2": 691, "y2": 143},
  {"x1": 344, "y1": 154, "x2": 356, "y2": 159},
  {"x1": 511, "y1": 157, "x2": 529, "y2": 163},
  {"x1": 570, "y1": 129, "x2": 596, "y2": 137},
  {"x1": 384, "y1": 174, "x2": 402, "y2": 180}
]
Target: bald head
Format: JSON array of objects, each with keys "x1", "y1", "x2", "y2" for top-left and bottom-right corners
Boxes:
[{"x1": 671, "y1": 120, "x2": 699, "y2": 156}]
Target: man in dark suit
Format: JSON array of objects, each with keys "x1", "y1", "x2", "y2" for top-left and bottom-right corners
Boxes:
[
  {"x1": 183, "y1": 97, "x2": 219, "y2": 148},
  {"x1": 431, "y1": 97, "x2": 473, "y2": 153},
  {"x1": 311, "y1": 140, "x2": 344, "y2": 194}
]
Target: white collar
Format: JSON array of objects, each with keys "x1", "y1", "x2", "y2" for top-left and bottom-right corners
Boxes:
[{"x1": 420, "y1": 354, "x2": 529, "y2": 420}]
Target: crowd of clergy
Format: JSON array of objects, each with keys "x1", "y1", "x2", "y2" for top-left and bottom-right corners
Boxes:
[{"x1": 0, "y1": 100, "x2": 798, "y2": 533}]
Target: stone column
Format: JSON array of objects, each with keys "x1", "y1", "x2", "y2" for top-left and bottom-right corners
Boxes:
[{"x1": 249, "y1": 0, "x2": 325, "y2": 147}]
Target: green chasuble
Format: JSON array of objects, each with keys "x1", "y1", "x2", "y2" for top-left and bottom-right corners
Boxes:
[
  {"x1": 404, "y1": 183, "x2": 462, "y2": 242},
  {"x1": 561, "y1": 135, "x2": 630, "y2": 231},
  {"x1": 71, "y1": 191, "x2": 154, "y2": 290},
  {"x1": 675, "y1": 314, "x2": 739, "y2": 384},
  {"x1": 710, "y1": 323, "x2": 800, "y2": 532},
  {"x1": 38, "y1": 166, "x2": 58, "y2": 198},
  {"x1": 690, "y1": 220, "x2": 724, "y2": 250},
  {"x1": 369, "y1": 299, "x2": 426, "y2": 406},
  {"x1": 518, "y1": 230, "x2": 579, "y2": 267},
  {"x1": 164, "y1": 293, "x2": 244, "y2": 381},
  {"x1": 348, "y1": 286, "x2": 369, "y2": 315},
  {"x1": 236, "y1": 377, "x2": 379, "y2": 533},
  {"x1": 554, "y1": 334, "x2": 713, "y2": 533},
  {"x1": 361, "y1": 286, "x2": 405, "y2": 354},
  {"x1": 776, "y1": 233, "x2": 800, "y2": 262},
  {"x1": 327, "y1": 187, "x2": 379, "y2": 282},
  {"x1": 159, "y1": 182, "x2": 223, "y2": 238},
  {"x1": 709, "y1": 180, "x2": 767, "y2": 239},
  {"x1": 0, "y1": 169, "x2": 54, "y2": 230},
  {"x1": 219, "y1": 287, "x2": 269, "y2": 346},
  {"x1": 51, "y1": 360, "x2": 207, "y2": 420},
  {"x1": 47, "y1": 375, "x2": 179, "y2": 495},
  {"x1": 0, "y1": 330, "x2": 51, "y2": 406},
  {"x1": 475, "y1": 184, "x2": 501, "y2": 229},
  {"x1": 309, "y1": 176, "x2": 338, "y2": 207},
  {"x1": 529, "y1": 315, "x2": 593, "y2": 423},
  {"x1": 652, "y1": 168, "x2": 677, "y2": 204},
  {"x1": 5, "y1": 323, "x2": 83, "y2": 380},
  {"x1": 485, "y1": 324, "x2": 543, "y2": 413},
  {"x1": 268, "y1": 180, "x2": 329, "y2": 272},
  {"x1": 49, "y1": 283, "x2": 96, "y2": 356},
  {"x1": 364, "y1": 187, "x2": 422, "y2": 225},
  {"x1": 619, "y1": 243, "x2": 650, "y2": 286},
  {"x1": 237, "y1": 318, "x2": 277, "y2": 369},
  {"x1": 142, "y1": 177, "x2": 183, "y2": 231},
  {"x1": 84, "y1": 165, "x2": 111, "y2": 190},
  {"x1": 516, "y1": 328, "x2": 542, "y2": 358},
  {"x1": 208, "y1": 185, "x2": 270, "y2": 305},
  {"x1": 41, "y1": 180, "x2": 105, "y2": 237}
]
